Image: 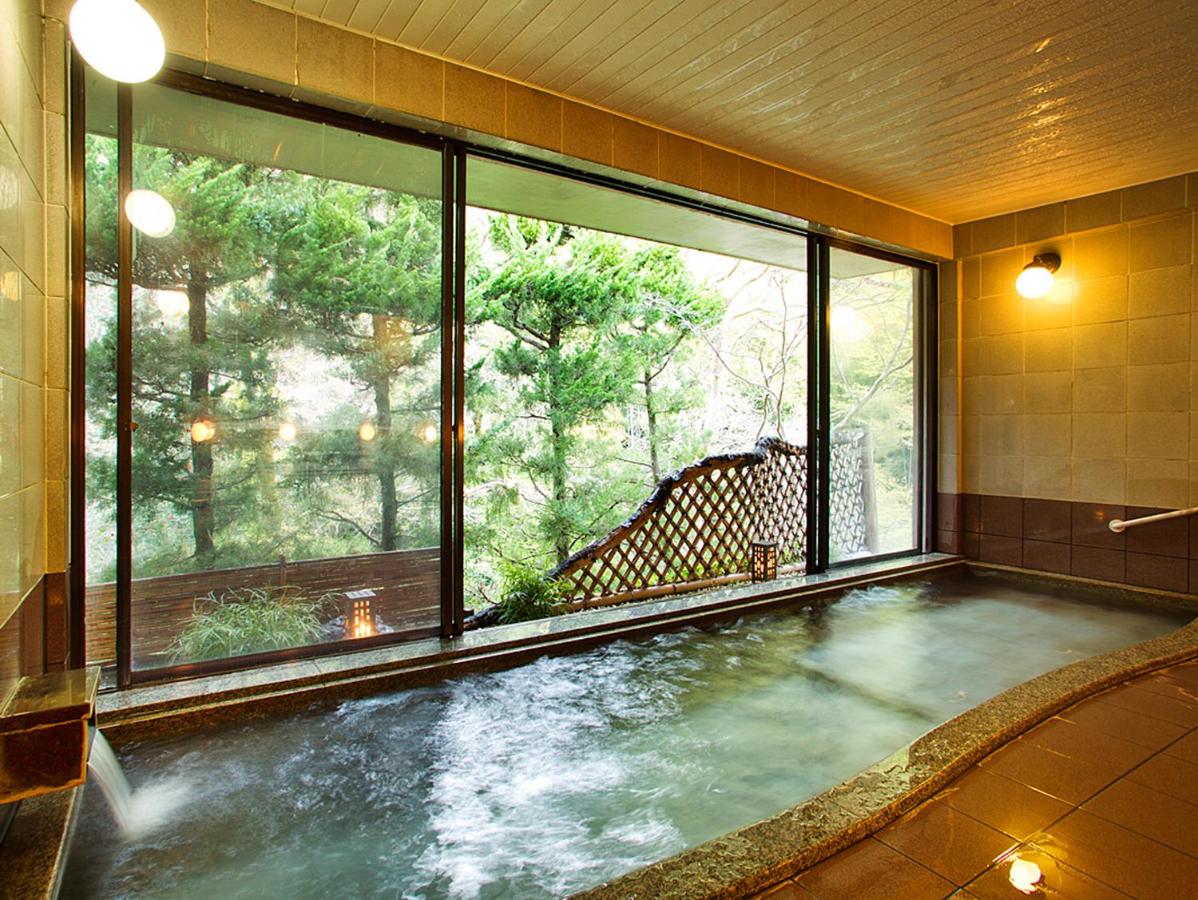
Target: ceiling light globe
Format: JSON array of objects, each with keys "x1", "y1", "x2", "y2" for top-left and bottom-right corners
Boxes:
[
  {"x1": 69, "y1": 0, "x2": 166, "y2": 84},
  {"x1": 125, "y1": 189, "x2": 176, "y2": 237}
]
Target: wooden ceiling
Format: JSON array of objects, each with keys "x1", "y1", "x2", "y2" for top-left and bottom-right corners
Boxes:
[{"x1": 262, "y1": 0, "x2": 1198, "y2": 223}]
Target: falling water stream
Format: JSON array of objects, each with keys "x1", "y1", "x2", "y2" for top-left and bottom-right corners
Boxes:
[{"x1": 86, "y1": 732, "x2": 133, "y2": 831}]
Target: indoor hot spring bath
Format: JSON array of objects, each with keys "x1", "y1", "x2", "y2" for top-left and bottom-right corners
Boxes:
[{"x1": 60, "y1": 571, "x2": 1193, "y2": 898}]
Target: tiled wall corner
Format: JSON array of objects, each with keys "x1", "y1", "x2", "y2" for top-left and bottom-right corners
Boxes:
[{"x1": 947, "y1": 172, "x2": 1198, "y2": 592}]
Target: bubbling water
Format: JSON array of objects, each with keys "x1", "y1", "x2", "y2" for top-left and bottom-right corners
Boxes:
[{"x1": 61, "y1": 574, "x2": 1191, "y2": 899}]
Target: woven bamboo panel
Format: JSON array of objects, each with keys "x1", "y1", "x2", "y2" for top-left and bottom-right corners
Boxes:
[{"x1": 552, "y1": 432, "x2": 872, "y2": 605}]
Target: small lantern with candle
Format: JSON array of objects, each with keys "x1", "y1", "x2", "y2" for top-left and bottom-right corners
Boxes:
[{"x1": 750, "y1": 540, "x2": 777, "y2": 582}]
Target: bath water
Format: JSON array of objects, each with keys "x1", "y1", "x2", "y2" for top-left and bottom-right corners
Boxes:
[{"x1": 61, "y1": 572, "x2": 1190, "y2": 899}]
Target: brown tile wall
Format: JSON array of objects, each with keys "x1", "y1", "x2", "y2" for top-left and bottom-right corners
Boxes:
[
  {"x1": 939, "y1": 492, "x2": 1198, "y2": 594},
  {"x1": 44, "y1": 0, "x2": 951, "y2": 259}
]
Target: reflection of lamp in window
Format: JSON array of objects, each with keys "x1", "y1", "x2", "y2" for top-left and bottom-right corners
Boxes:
[
  {"x1": 1015, "y1": 252, "x2": 1060, "y2": 299},
  {"x1": 156, "y1": 290, "x2": 188, "y2": 320},
  {"x1": 69, "y1": 0, "x2": 165, "y2": 83},
  {"x1": 125, "y1": 189, "x2": 176, "y2": 238},
  {"x1": 190, "y1": 418, "x2": 215, "y2": 443},
  {"x1": 830, "y1": 305, "x2": 871, "y2": 342},
  {"x1": 358, "y1": 421, "x2": 377, "y2": 442},
  {"x1": 347, "y1": 598, "x2": 377, "y2": 639},
  {"x1": 421, "y1": 422, "x2": 438, "y2": 444},
  {"x1": 278, "y1": 421, "x2": 297, "y2": 442},
  {"x1": 751, "y1": 541, "x2": 777, "y2": 582}
]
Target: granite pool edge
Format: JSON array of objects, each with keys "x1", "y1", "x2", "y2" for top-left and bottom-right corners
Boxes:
[
  {"x1": 0, "y1": 787, "x2": 81, "y2": 900},
  {"x1": 575, "y1": 612, "x2": 1198, "y2": 899}
]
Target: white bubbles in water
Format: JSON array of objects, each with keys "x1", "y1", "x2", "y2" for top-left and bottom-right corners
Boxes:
[{"x1": 121, "y1": 776, "x2": 194, "y2": 838}]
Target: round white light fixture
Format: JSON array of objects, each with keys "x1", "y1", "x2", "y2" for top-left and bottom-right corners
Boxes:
[
  {"x1": 358, "y1": 421, "x2": 377, "y2": 442},
  {"x1": 69, "y1": 0, "x2": 166, "y2": 84},
  {"x1": 1015, "y1": 252, "x2": 1060, "y2": 299},
  {"x1": 278, "y1": 421, "x2": 297, "y2": 442},
  {"x1": 125, "y1": 189, "x2": 176, "y2": 238}
]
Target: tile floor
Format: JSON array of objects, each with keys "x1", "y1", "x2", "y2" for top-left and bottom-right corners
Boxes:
[{"x1": 757, "y1": 659, "x2": 1198, "y2": 899}]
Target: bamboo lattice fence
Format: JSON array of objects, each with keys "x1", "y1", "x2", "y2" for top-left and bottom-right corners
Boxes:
[{"x1": 549, "y1": 431, "x2": 876, "y2": 607}]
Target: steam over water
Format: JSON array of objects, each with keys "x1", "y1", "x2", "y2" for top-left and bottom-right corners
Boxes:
[{"x1": 62, "y1": 574, "x2": 1189, "y2": 898}]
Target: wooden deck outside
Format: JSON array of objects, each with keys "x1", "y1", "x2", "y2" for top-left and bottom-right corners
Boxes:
[{"x1": 84, "y1": 548, "x2": 440, "y2": 668}]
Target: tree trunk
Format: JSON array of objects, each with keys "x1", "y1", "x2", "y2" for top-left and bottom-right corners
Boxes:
[
  {"x1": 372, "y1": 314, "x2": 398, "y2": 552},
  {"x1": 547, "y1": 324, "x2": 570, "y2": 564},
  {"x1": 643, "y1": 370, "x2": 660, "y2": 482},
  {"x1": 188, "y1": 275, "x2": 216, "y2": 569}
]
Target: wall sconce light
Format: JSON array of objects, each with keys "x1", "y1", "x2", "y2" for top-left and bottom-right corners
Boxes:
[
  {"x1": 751, "y1": 540, "x2": 777, "y2": 582},
  {"x1": 69, "y1": 0, "x2": 165, "y2": 83},
  {"x1": 1015, "y1": 252, "x2": 1060, "y2": 299}
]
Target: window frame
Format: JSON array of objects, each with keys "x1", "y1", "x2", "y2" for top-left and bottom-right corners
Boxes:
[{"x1": 69, "y1": 62, "x2": 938, "y2": 688}]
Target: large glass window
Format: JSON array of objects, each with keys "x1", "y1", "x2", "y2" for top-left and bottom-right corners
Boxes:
[
  {"x1": 464, "y1": 158, "x2": 812, "y2": 616},
  {"x1": 77, "y1": 72, "x2": 930, "y2": 682},
  {"x1": 83, "y1": 77, "x2": 443, "y2": 675}
]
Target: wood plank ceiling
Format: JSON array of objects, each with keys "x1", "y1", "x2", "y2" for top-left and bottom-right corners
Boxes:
[{"x1": 263, "y1": 0, "x2": 1198, "y2": 223}]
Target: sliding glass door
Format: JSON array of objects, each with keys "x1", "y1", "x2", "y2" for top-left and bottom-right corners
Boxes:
[{"x1": 826, "y1": 246, "x2": 922, "y2": 562}]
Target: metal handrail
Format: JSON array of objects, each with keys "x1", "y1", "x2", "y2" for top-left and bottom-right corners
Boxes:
[{"x1": 1109, "y1": 506, "x2": 1198, "y2": 533}]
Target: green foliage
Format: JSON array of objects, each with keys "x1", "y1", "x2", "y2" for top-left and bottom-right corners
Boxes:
[
  {"x1": 467, "y1": 216, "x2": 721, "y2": 579},
  {"x1": 495, "y1": 563, "x2": 568, "y2": 625},
  {"x1": 170, "y1": 586, "x2": 337, "y2": 662}
]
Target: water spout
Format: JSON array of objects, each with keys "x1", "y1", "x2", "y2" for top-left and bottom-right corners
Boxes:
[
  {"x1": 86, "y1": 730, "x2": 190, "y2": 837},
  {"x1": 88, "y1": 731, "x2": 133, "y2": 831}
]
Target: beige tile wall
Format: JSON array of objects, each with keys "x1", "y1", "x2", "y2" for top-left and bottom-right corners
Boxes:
[
  {"x1": 44, "y1": 0, "x2": 951, "y2": 259},
  {"x1": 942, "y1": 173, "x2": 1198, "y2": 508},
  {"x1": 1, "y1": 0, "x2": 67, "y2": 645}
]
